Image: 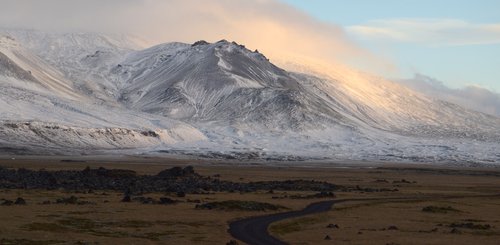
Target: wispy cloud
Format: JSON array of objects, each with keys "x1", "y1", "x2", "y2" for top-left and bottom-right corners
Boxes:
[
  {"x1": 399, "y1": 74, "x2": 500, "y2": 117},
  {"x1": 348, "y1": 19, "x2": 500, "y2": 46},
  {"x1": 0, "y1": 0, "x2": 387, "y2": 70}
]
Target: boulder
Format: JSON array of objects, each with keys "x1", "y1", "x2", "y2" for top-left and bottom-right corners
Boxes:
[
  {"x1": 226, "y1": 240, "x2": 239, "y2": 245},
  {"x1": 388, "y1": 225, "x2": 399, "y2": 230},
  {"x1": 326, "y1": 224, "x2": 339, "y2": 229},
  {"x1": 1, "y1": 199, "x2": 13, "y2": 206},
  {"x1": 159, "y1": 197, "x2": 176, "y2": 205},
  {"x1": 56, "y1": 196, "x2": 78, "y2": 204},
  {"x1": 121, "y1": 195, "x2": 131, "y2": 202},
  {"x1": 14, "y1": 197, "x2": 26, "y2": 205}
]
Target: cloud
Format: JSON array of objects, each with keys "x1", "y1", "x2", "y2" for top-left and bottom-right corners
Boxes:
[
  {"x1": 0, "y1": 0, "x2": 386, "y2": 70},
  {"x1": 399, "y1": 74, "x2": 500, "y2": 117},
  {"x1": 348, "y1": 19, "x2": 500, "y2": 46}
]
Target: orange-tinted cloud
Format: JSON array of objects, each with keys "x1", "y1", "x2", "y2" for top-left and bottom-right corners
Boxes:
[{"x1": 0, "y1": 0, "x2": 392, "y2": 73}]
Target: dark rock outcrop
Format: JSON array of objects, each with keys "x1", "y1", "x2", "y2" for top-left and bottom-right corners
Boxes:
[
  {"x1": 0, "y1": 166, "x2": 339, "y2": 195},
  {"x1": 192, "y1": 40, "x2": 209, "y2": 47}
]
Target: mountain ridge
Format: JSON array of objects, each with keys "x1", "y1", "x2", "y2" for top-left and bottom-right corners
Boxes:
[{"x1": 0, "y1": 29, "x2": 498, "y2": 164}]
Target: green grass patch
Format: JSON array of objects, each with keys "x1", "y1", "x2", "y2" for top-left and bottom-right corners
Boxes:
[
  {"x1": 155, "y1": 220, "x2": 211, "y2": 228},
  {"x1": 21, "y1": 217, "x2": 164, "y2": 241},
  {"x1": 67, "y1": 211, "x2": 100, "y2": 215},
  {"x1": 422, "y1": 206, "x2": 460, "y2": 213},
  {"x1": 21, "y1": 222, "x2": 70, "y2": 233},
  {"x1": 190, "y1": 236, "x2": 207, "y2": 242},
  {"x1": 36, "y1": 214, "x2": 62, "y2": 218},
  {"x1": 449, "y1": 222, "x2": 491, "y2": 230},
  {"x1": 116, "y1": 220, "x2": 155, "y2": 228},
  {"x1": 140, "y1": 232, "x2": 170, "y2": 241},
  {"x1": 196, "y1": 200, "x2": 287, "y2": 211},
  {"x1": 58, "y1": 217, "x2": 98, "y2": 230},
  {"x1": 269, "y1": 216, "x2": 327, "y2": 236},
  {"x1": 0, "y1": 239, "x2": 64, "y2": 245}
]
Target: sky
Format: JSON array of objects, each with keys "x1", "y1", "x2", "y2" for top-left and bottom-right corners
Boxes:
[
  {"x1": 283, "y1": 0, "x2": 500, "y2": 92},
  {"x1": 0, "y1": 0, "x2": 498, "y2": 115}
]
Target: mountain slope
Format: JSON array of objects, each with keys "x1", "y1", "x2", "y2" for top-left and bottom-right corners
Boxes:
[
  {"x1": 116, "y1": 39, "x2": 499, "y2": 139},
  {"x1": 0, "y1": 32, "x2": 206, "y2": 154},
  {"x1": 0, "y1": 35, "x2": 79, "y2": 99},
  {"x1": 0, "y1": 29, "x2": 147, "y2": 103},
  {"x1": 117, "y1": 40, "x2": 350, "y2": 131},
  {"x1": 0, "y1": 30, "x2": 498, "y2": 164}
]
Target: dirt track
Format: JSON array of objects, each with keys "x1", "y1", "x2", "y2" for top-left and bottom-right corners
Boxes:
[
  {"x1": 229, "y1": 200, "x2": 337, "y2": 245},
  {"x1": 228, "y1": 194, "x2": 500, "y2": 245}
]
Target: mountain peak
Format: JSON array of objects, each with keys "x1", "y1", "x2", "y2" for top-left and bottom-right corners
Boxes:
[{"x1": 191, "y1": 40, "x2": 210, "y2": 47}]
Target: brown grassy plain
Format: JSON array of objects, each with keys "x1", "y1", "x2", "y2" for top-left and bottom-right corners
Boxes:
[{"x1": 0, "y1": 156, "x2": 499, "y2": 244}]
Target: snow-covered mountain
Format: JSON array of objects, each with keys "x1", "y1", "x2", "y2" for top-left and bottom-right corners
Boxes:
[
  {"x1": 0, "y1": 31, "x2": 206, "y2": 154},
  {"x1": 0, "y1": 29, "x2": 498, "y2": 164},
  {"x1": 118, "y1": 40, "x2": 346, "y2": 131}
]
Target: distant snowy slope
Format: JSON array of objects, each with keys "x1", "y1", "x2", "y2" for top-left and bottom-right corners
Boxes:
[
  {"x1": 0, "y1": 35, "x2": 79, "y2": 99},
  {"x1": 399, "y1": 74, "x2": 500, "y2": 117},
  {"x1": 0, "y1": 31, "x2": 206, "y2": 154},
  {"x1": 0, "y1": 29, "x2": 146, "y2": 102}
]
